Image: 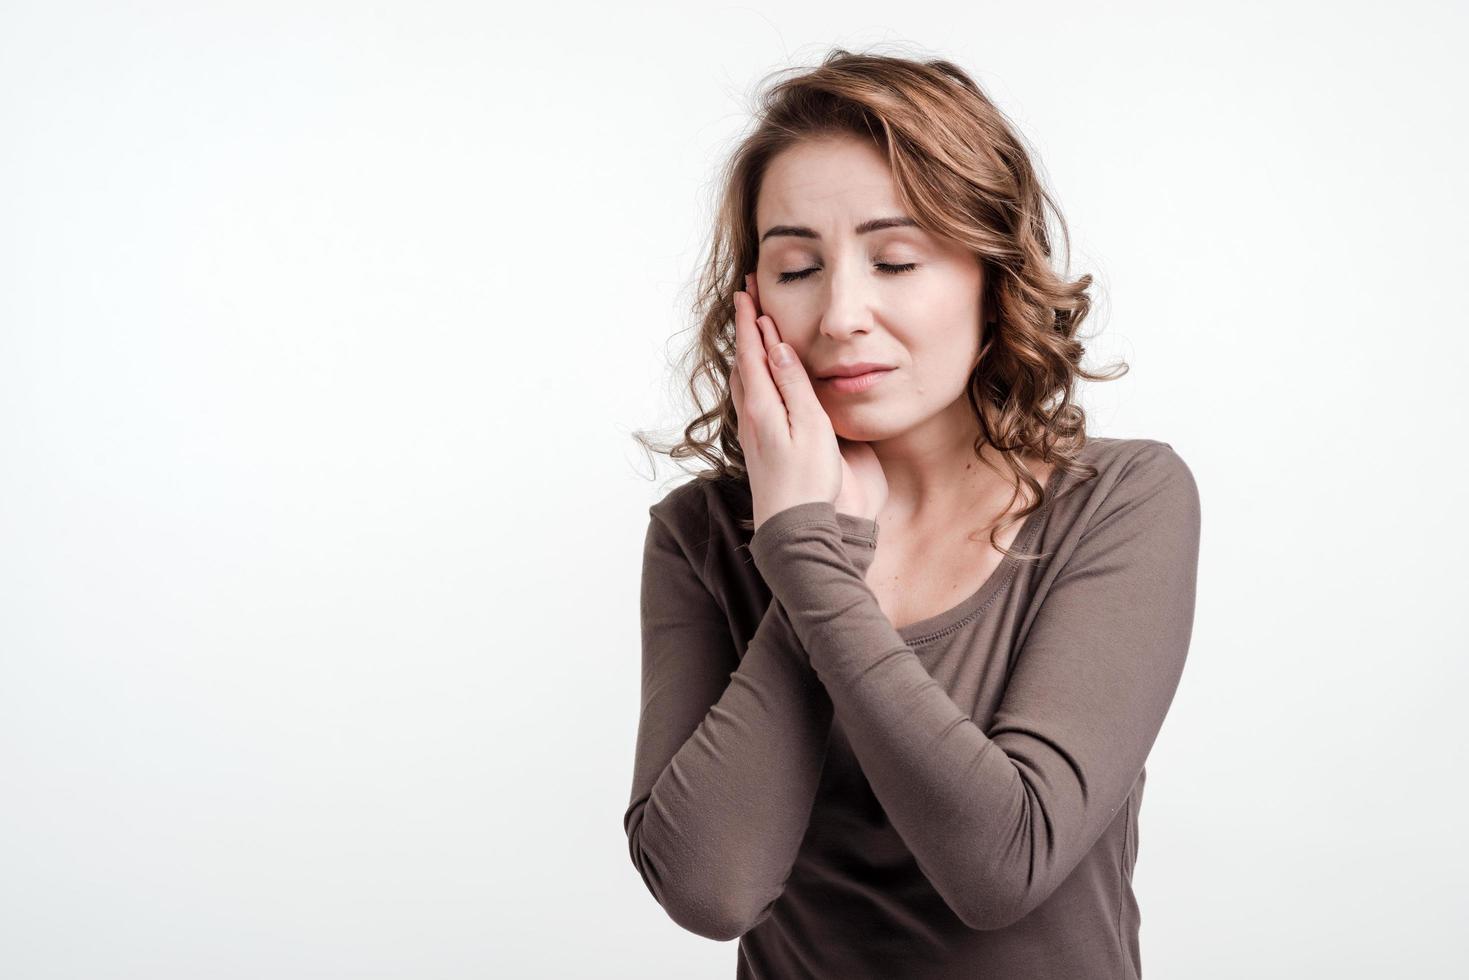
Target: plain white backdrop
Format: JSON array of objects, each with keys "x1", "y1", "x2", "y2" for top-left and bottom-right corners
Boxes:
[{"x1": 2, "y1": 1, "x2": 1466, "y2": 977}]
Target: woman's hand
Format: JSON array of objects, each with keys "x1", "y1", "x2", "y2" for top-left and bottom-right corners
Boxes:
[
  {"x1": 834, "y1": 436, "x2": 889, "y2": 524},
  {"x1": 729, "y1": 274, "x2": 885, "y2": 530}
]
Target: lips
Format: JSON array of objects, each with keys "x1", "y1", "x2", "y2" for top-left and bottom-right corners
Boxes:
[
  {"x1": 818, "y1": 361, "x2": 897, "y2": 379},
  {"x1": 818, "y1": 366, "x2": 896, "y2": 394}
]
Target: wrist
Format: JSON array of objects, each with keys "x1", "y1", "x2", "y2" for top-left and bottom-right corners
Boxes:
[{"x1": 754, "y1": 497, "x2": 832, "y2": 534}]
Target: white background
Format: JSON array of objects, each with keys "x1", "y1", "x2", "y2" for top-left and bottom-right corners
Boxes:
[{"x1": 3, "y1": 1, "x2": 1466, "y2": 977}]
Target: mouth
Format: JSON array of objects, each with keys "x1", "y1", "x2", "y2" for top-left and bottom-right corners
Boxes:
[{"x1": 818, "y1": 367, "x2": 896, "y2": 394}]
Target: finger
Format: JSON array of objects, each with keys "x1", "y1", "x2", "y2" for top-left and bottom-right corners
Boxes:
[
  {"x1": 744, "y1": 272, "x2": 764, "y2": 320},
  {"x1": 733, "y1": 290, "x2": 762, "y2": 372},
  {"x1": 731, "y1": 361, "x2": 759, "y2": 451},
  {"x1": 764, "y1": 341, "x2": 825, "y2": 432},
  {"x1": 733, "y1": 289, "x2": 781, "y2": 426},
  {"x1": 742, "y1": 275, "x2": 780, "y2": 350},
  {"x1": 756, "y1": 313, "x2": 782, "y2": 352},
  {"x1": 730, "y1": 359, "x2": 744, "y2": 412},
  {"x1": 739, "y1": 277, "x2": 782, "y2": 357},
  {"x1": 730, "y1": 293, "x2": 763, "y2": 422},
  {"x1": 742, "y1": 276, "x2": 785, "y2": 359}
]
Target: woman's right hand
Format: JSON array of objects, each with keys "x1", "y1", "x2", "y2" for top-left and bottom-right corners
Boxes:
[{"x1": 728, "y1": 273, "x2": 844, "y2": 531}]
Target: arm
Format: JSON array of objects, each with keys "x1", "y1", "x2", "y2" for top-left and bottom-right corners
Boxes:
[
  {"x1": 623, "y1": 497, "x2": 879, "y2": 941},
  {"x1": 747, "y1": 443, "x2": 1202, "y2": 931}
]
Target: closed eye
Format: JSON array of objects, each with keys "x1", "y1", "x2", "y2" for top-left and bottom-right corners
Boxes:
[{"x1": 777, "y1": 263, "x2": 918, "y2": 284}]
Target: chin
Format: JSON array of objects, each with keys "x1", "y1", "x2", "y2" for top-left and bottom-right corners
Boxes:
[
  {"x1": 830, "y1": 412, "x2": 911, "y2": 443},
  {"x1": 831, "y1": 392, "x2": 956, "y2": 442}
]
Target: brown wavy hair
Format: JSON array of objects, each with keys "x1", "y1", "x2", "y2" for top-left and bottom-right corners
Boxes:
[{"x1": 633, "y1": 46, "x2": 1125, "y2": 559}]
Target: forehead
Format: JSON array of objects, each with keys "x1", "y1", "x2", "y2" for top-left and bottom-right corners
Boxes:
[{"x1": 756, "y1": 137, "x2": 902, "y2": 232}]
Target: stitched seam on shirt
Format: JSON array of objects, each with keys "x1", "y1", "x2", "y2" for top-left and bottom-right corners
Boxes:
[
  {"x1": 903, "y1": 494, "x2": 1056, "y2": 646},
  {"x1": 757, "y1": 517, "x2": 836, "y2": 544},
  {"x1": 1117, "y1": 791, "x2": 1132, "y2": 979},
  {"x1": 906, "y1": 558, "x2": 1021, "y2": 646}
]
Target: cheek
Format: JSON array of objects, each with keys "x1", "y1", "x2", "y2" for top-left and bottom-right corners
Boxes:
[
  {"x1": 905, "y1": 337, "x2": 981, "y2": 395},
  {"x1": 901, "y1": 320, "x2": 980, "y2": 366}
]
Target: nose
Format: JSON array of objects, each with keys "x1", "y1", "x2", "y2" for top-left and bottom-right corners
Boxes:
[{"x1": 817, "y1": 263, "x2": 875, "y2": 342}]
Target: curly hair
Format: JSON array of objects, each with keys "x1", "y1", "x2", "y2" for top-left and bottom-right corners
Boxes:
[{"x1": 633, "y1": 46, "x2": 1125, "y2": 559}]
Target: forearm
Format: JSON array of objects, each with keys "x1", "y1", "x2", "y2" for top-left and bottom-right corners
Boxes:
[
  {"x1": 748, "y1": 488, "x2": 1197, "y2": 931},
  {"x1": 627, "y1": 523, "x2": 879, "y2": 939},
  {"x1": 626, "y1": 598, "x2": 833, "y2": 938}
]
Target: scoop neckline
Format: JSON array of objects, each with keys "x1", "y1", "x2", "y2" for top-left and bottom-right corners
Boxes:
[{"x1": 894, "y1": 462, "x2": 1067, "y2": 646}]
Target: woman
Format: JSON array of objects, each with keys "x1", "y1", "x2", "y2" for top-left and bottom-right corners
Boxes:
[{"x1": 624, "y1": 48, "x2": 1201, "y2": 980}]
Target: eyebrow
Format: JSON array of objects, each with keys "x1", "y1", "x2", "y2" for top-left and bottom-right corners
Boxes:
[{"x1": 758, "y1": 215, "x2": 919, "y2": 244}]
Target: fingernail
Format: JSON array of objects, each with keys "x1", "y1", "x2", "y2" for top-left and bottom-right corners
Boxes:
[{"x1": 771, "y1": 344, "x2": 793, "y2": 367}]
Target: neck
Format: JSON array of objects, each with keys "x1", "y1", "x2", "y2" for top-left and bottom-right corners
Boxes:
[{"x1": 867, "y1": 398, "x2": 1020, "y2": 527}]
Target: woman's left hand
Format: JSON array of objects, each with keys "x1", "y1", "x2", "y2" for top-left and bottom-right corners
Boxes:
[{"x1": 834, "y1": 436, "x2": 889, "y2": 525}]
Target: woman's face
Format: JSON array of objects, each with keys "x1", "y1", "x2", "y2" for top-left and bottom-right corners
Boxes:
[{"x1": 753, "y1": 135, "x2": 986, "y2": 443}]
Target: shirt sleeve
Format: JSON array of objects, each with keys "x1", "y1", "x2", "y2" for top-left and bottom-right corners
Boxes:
[
  {"x1": 746, "y1": 443, "x2": 1201, "y2": 931},
  {"x1": 623, "y1": 494, "x2": 880, "y2": 941}
]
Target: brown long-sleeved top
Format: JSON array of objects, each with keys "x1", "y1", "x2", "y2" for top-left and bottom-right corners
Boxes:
[{"x1": 624, "y1": 436, "x2": 1201, "y2": 979}]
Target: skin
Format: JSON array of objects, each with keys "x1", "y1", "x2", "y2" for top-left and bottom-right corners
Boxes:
[{"x1": 731, "y1": 134, "x2": 1047, "y2": 542}]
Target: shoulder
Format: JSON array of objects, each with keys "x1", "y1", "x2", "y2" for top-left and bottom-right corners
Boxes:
[
  {"x1": 1081, "y1": 436, "x2": 1196, "y2": 487},
  {"x1": 646, "y1": 473, "x2": 761, "y2": 607},
  {"x1": 647, "y1": 471, "x2": 752, "y2": 550},
  {"x1": 1068, "y1": 436, "x2": 1201, "y2": 537}
]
